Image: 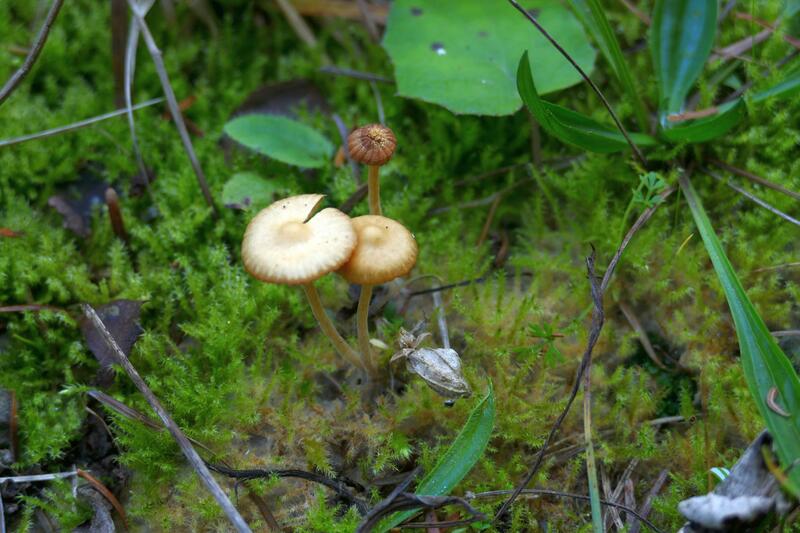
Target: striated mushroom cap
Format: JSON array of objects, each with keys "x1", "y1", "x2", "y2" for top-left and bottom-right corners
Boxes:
[
  {"x1": 347, "y1": 124, "x2": 397, "y2": 166},
  {"x1": 242, "y1": 194, "x2": 357, "y2": 285},
  {"x1": 338, "y1": 215, "x2": 417, "y2": 285}
]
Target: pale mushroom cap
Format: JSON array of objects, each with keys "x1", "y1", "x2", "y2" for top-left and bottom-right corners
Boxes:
[
  {"x1": 338, "y1": 215, "x2": 417, "y2": 285},
  {"x1": 348, "y1": 124, "x2": 397, "y2": 166},
  {"x1": 242, "y1": 194, "x2": 357, "y2": 285}
]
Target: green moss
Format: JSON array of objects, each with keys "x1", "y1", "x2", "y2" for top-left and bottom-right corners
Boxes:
[{"x1": 1, "y1": 0, "x2": 799, "y2": 530}]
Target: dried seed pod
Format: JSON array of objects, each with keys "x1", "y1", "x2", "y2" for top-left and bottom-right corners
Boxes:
[
  {"x1": 347, "y1": 124, "x2": 396, "y2": 166},
  {"x1": 391, "y1": 328, "x2": 470, "y2": 399}
]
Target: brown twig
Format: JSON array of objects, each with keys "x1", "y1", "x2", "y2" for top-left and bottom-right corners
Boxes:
[
  {"x1": 629, "y1": 469, "x2": 669, "y2": 533},
  {"x1": 0, "y1": 0, "x2": 64, "y2": 107},
  {"x1": 76, "y1": 469, "x2": 129, "y2": 531},
  {"x1": 618, "y1": 302, "x2": 668, "y2": 370},
  {"x1": 355, "y1": 0, "x2": 380, "y2": 41},
  {"x1": 507, "y1": 0, "x2": 647, "y2": 168},
  {"x1": 126, "y1": 1, "x2": 218, "y2": 216},
  {"x1": 476, "y1": 195, "x2": 502, "y2": 247},
  {"x1": 618, "y1": 0, "x2": 650, "y2": 25},
  {"x1": 111, "y1": 0, "x2": 128, "y2": 107},
  {"x1": 81, "y1": 305, "x2": 250, "y2": 532},
  {"x1": 473, "y1": 489, "x2": 663, "y2": 533},
  {"x1": 495, "y1": 185, "x2": 675, "y2": 522}
]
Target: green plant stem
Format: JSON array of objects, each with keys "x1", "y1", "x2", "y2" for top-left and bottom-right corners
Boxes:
[
  {"x1": 583, "y1": 366, "x2": 603, "y2": 533},
  {"x1": 302, "y1": 283, "x2": 364, "y2": 372},
  {"x1": 356, "y1": 284, "x2": 377, "y2": 376},
  {"x1": 368, "y1": 165, "x2": 382, "y2": 215}
]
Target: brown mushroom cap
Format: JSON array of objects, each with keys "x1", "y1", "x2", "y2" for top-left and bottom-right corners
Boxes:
[
  {"x1": 338, "y1": 215, "x2": 417, "y2": 285},
  {"x1": 347, "y1": 124, "x2": 397, "y2": 166},
  {"x1": 242, "y1": 194, "x2": 357, "y2": 285}
]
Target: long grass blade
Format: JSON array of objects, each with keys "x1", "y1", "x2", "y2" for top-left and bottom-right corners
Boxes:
[{"x1": 678, "y1": 174, "x2": 800, "y2": 496}]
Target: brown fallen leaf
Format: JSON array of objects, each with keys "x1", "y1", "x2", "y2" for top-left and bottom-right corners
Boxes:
[
  {"x1": 0, "y1": 228, "x2": 23, "y2": 238},
  {"x1": 80, "y1": 300, "x2": 143, "y2": 387}
]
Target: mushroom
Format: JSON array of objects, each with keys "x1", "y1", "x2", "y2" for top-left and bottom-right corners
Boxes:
[
  {"x1": 338, "y1": 215, "x2": 418, "y2": 374},
  {"x1": 241, "y1": 194, "x2": 364, "y2": 371},
  {"x1": 347, "y1": 124, "x2": 396, "y2": 216}
]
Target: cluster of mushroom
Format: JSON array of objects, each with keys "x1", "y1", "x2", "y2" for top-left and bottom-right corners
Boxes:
[{"x1": 241, "y1": 125, "x2": 414, "y2": 377}]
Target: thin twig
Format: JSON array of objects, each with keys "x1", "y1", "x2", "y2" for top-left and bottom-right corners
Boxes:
[
  {"x1": 710, "y1": 159, "x2": 800, "y2": 202},
  {"x1": 370, "y1": 81, "x2": 385, "y2": 125},
  {"x1": 772, "y1": 330, "x2": 800, "y2": 337},
  {"x1": 123, "y1": 0, "x2": 154, "y2": 194},
  {"x1": 332, "y1": 113, "x2": 360, "y2": 183},
  {"x1": 127, "y1": 1, "x2": 219, "y2": 216},
  {"x1": 507, "y1": 0, "x2": 647, "y2": 167},
  {"x1": 0, "y1": 472, "x2": 77, "y2": 483},
  {"x1": 629, "y1": 469, "x2": 669, "y2": 533},
  {"x1": 0, "y1": 486, "x2": 4, "y2": 533},
  {"x1": 207, "y1": 463, "x2": 368, "y2": 514},
  {"x1": 0, "y1": 0, "x2": 64, "y2": 107},
  {"x1": 355, "y1": 0, "x2": 380, "y2": 41},
  {"x1": 319, "y1": 65, "x2": 393, "y2": 84},
  {"x1": 472, "y1": 489, "x2": 663, "y2": 533},
  {"x1": 355, "y1": 467, "x2": 421, "y2": 533},
  {"x1": 495, "y1": 186, "x2": 675, "y2": 522},
  {"x1": 431, "y1": 290, "x2": 450, "y2": 350},
  {"x1": 618, "y1": 302, "x2": 668, "y2": 370},
  {"x1": 583, "y1": 256, "x2": 604, "y2": 533},
  {"x1": 0, "y1": 98, "x2": 163, "y2": 148},
  {"x1": 81, "y1": 305, "x2": 250, "y2": 532},
  {"x1": 111, "y1": 0, "x2": 128, "y2": 107},
  {"x1": 703, "y1": 168, "x2": 800, "y2": 227},
  {"x1": 0, "y1": 304, "x2": 66, "y2": 313}
]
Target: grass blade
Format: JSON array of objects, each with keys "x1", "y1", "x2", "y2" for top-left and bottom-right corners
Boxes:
[
  {"x1": 568, "y1": 0, "x2": 649, "y2": 131},
  {"x1": 517, "y1": 52, "x2": 658, "y2": 153},
  {"x1": 651, "y1": 0, "x2": 718, "y2": 118},
  {"x1": 679, "y1": 174, "x2": 800, "y2": 496},
  {"x1": 376, "y1": 385, "x2": 495, "y2": 532}
]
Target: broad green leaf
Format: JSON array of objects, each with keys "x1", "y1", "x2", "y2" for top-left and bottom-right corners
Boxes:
[
  {"x1": 221, "y1": 172, "x2": 279, "y2": 210},
  {"x1": 517, "y1": 52, "x2": 658, "y2": 153},
  {"x1": 751, "y1": 69, "x2": 800, "y2": 103},
  {"x1": 651, "y1": 0, "x2": 718, "y2": 117},
  {"x1": 382, "y1": 0, "x2": 595, "y2": 115},
  {"x1": 568, "y1": 0, "x2": 649, "y2": 131},
  {"x1": 376, "y1": 385, "x2": 495, "y2": 532},
  {"x1": 661, "y1": 99, "x2": 744, "y2": 143},
  {"x1": 223, "y1": 115, "x2": 333, "y2": 168},
  {"x1": 680, "y1": 176, "x2": 800, "y2": 496}
]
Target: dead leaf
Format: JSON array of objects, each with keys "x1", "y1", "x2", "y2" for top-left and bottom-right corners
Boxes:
[
  {"x1": 0, "y1": 228, "x2": 23, "y2": 238},
  {"x1": 80, "y1": 300, "x2": 143, "y2": 387},
  {"x1": 48, "y1": 167, "x2": 109, "y2": 238},
  {"x1": 230, "y1": 79, "x2": 329, "y2": 119}
]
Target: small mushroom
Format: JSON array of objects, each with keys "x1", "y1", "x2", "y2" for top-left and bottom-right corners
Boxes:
[
  {"x1": 347, "y1": 124, "x2": 396, "y2": 216},
  {"x1": 242, "y1": 194, "x2": 364, "y2": 370},
  {"x1": 338, "y1": 215, "x2": 417, "y2": 375}
]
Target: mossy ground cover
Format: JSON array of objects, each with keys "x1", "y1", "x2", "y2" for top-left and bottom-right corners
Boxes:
[{"x1": 1, "y1": 1, "x2": 799, "y2": 531}]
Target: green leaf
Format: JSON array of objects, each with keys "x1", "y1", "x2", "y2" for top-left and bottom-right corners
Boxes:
[
  {"x1": 567, "y1": 0, "x2": 649, "y2": 131},
  {"x1": 382, "y1": 0, "x2": 596, "y2": 115},
  {"x1": 223, "y1": 115, "x2": 333, "y2": 168},
  {"x1": 661, "y1": 99, "x2": 745, "y2": 143},
  {"x1": 376, "y1": 385, "x2": 496, "y2": 532},
  {"x1": 680, "y1": 175, "x2": 800, "y2": 496},
  {"x1": 221, "y1": 172, "x2": 280, "y2": 210},
  {"x1": 516, "y1": 52, "x2": 658, "y2": 153},
  {"x1": 751, "y1": 69, "x2": 800, "y2": 103},
  {"x1": 651, "y1": 0, "x2": 718, "y2": 117}
]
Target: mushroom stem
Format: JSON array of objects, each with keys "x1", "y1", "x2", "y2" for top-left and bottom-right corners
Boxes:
[
  {"x1": 356, "y1": 284, "x2": 377, "y2": 375},
  {"x1": 367, "y1": 165, "x2": 382, "y2": 216},
  {"x1": 302, "y1": 283, "x2": 365, "y2": 372}
]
